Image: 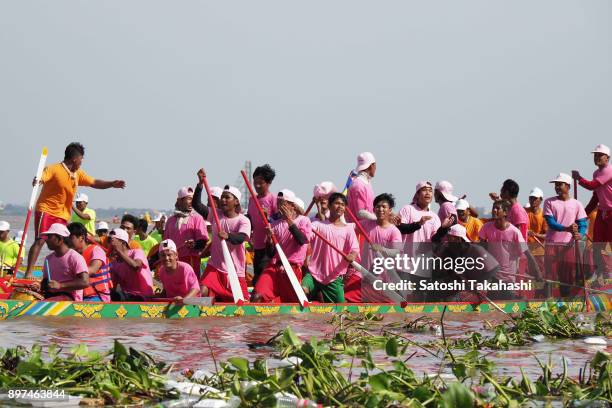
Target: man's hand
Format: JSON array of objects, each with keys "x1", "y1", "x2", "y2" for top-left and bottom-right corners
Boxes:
[
  {"x1": 218, "y1": 231, "x2": 229, "y2": 240},
  {"x1": 184, "y1": 239, "x2": 195, "y2": 249},
  {"x1": 265, "y1": 226, "x2": 274, "y2": 243},
  {"x1": 440, "y1": 214, "x2": 455, "y2": 229},
  {"x1": 279, "y1": 202, "x2": 295, "y2": 222},
  {"x1": 112, "y1": 180, "x2": 126, "y2": 189},
  {"x1": 345, "y1": 253, "x2": 356, "y2": 263},
  {"x1": 111, "y1": 238, "x2": 126, "y2": 254},
  {"x1": 47, "y1": 280, "x2": 61, "y2": 290},
  {"x1": 173, "y1": 296, "x2": 184, "y2": 306},
  {"x1": 418, "y1": 216, "x2": 432, "y2": 226},
  {"x1": 197, "y1": 168, "x2": 207, "y2": 184},
  {"x1": 489, "y1": 192, "x2": 500, "y2": 201},
  {"x1": 571, "y1": 170, "x2": 581, "y2": 180},
  {"x1": 389, "y1": 213, "x2": 401, "y2": 225},
  {"x1": 32, "y1": 177, "x2": 42, "y2": 187}
]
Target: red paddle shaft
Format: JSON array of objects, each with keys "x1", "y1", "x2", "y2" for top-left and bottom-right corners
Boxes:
[{"x1": 344, "y1": 206, "x2": 374, "y2": 245}]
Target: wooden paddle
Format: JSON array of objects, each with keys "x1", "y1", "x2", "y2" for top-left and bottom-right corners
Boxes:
[
  {"x1": 201, "y1": 174, "x2": 245, "y2": 305},
  {"x1": 240, "y1": 170, "x2": 309, "y2": 307},
  {"x1": 14, "y1": 147, "x2": 48, "y2": 274}
]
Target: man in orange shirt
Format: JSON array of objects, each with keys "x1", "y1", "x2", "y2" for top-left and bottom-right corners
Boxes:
[
  {"x1": 455, "y1": 199, "x2": 483, "y2": 242},
  {"x1": 525, "y1": 187, "x2": 547, "y2": 274},
  {"x1": 24, "y1": 142, "x2": 125, "y2": 278}
]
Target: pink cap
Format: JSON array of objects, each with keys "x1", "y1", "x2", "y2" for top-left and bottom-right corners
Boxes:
[
  {"x1": 41, "y1": 223, "x2": 70, "y2": 238},
  {"x1": 549, "y1": 172, "x2": 572, "y2": 185},
  {"x1": 448, "y1": 224, "x2": 470, "y2": 242},
  {"x1": 177, "y1": 186, "x2": 194, "y2": 199},
  {"x1": 591, "y1": 144, "x2": 610, "y2": 156},
  {"x1": 278, "y1": 189, "x2": 298, "y2": 204},
  {"x1": 110, "y1": 228, "x2": 129, "y2": 244},
  {"x1": 411, "y1": 181, "x2": 432, "y2": 204},
  {"x1": 223, "y1": 185, "x2": 242, "y2": 202},
  {"x1": 313, "y1": 181, "x2": 337, "y2": 198},
  {"x1": 435, "y1": 180, "x2": 458, "y2": 202},
  {"x1": 210, "y1": 186, "x2": 223, "y2": 199},
  {"x1": 159, "y1": 239, "x2": 177, "y2": 253},
  {"x1": 355, "y1": 152, "x2": 376, "y2": 172}
]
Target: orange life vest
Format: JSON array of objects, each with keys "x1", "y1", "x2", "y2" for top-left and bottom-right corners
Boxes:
[{"x1": 82, "y1": 244, "x2": 113, "y2": 300}]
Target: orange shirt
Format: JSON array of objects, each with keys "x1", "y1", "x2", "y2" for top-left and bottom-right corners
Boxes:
[
  {"x1": 527, "y1": 207, "x2": 547, "y2": 256},
  {"x1": 36, "y1": 163, "x2": 95, "y2": 220},
  {"x1": 460, "y1": 216, "x2": 483, "y2": 242}
]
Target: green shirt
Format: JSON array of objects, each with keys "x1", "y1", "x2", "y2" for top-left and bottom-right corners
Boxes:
[
  {"x1": 150, "y1": 230, "x2": 163, "y2": 243},
  {"x1": 0, "y1": 239, "x2": 20, "y2": 269},
  {"x1": 70, "y1": 207, "x2": 96, "y2": 235},
  {"x1": 133, "y1": 234, "x2": 158, "y2": 256}
]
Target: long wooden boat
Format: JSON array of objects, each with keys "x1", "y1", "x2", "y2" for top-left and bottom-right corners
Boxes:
[{"x1": 0, "y1": 293, "x2": 609, "y2": 320}]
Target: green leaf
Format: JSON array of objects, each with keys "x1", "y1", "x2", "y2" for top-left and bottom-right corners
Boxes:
[
  {"x1": 452, "y1": 363, "x2": 467, "y2": 380},
  {"x1": 282, "y1": 327, "x2": 302, "y2": 347},
  {"x1": 441, "y1": 383, "x2": 474, "y2": 408},
  {"x1": 385, "y1": 337, "x2": 399, "y2": 357},
  {"x1": 229, "y1": 357, "x2": 249, "y2": 373},
  {"x1": 369, "y1": 372, "x2": 391, "y2": 392},
  {"x1": 70, "y1": 343, "x2": 89, "y2": 358}
]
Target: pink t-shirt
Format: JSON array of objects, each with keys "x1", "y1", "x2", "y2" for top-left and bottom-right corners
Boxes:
[
  {"x1": 507, "y1": 202, "x2": 529, "y2": 240},
  {"x1": 248, "y1": 193, "x2": 277, "y2": 250},
  {"x1": 207, "y1": 212, "x2": 251, "y2": 277},
  {"x1": 87, "y1": 245, "x2": 111, "y2": 302},
  {"x1": 543, "y1": 197, "x2": 587, "y2": 243},
  {"x1": 437, "y1": 202, "x2": 457, "y2": 223},
  {"x1": 347, "y1": 176, "x2": 374, "y2": 218},
  {"x1": 479, "y1": 222, "x2": 526, "y2": 281},
  {"x1": 593, "y1": 165, "x2": 612, "y2": 210},
  {"x1": 271, "y1": 215, "x2": 312, "y2": 265},
  {"x1": 164, "y1": 212, "x2": 209, "y2": 258},
  {"x1": 43, "y1": 248, "x2": 88, "y2": 301},
  {"x1": 398, "y1": 204, "x2": 441, "y2": 258},
  {"x1": 308, "y1": 220, "x2": 360, "y2": 284},
  {"x1": 110, "y1": 249, "x2": 153, "y2": 297},
  {"x1": 361, "y1": 220, "x2": 402, "y2": 270},
  {"x1": 159, "y1": 261, "x2": 200, "y2": 298}
]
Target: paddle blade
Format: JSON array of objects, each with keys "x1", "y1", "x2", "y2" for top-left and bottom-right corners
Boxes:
[
  {"x1": 221, "y1": 240, "x2": 245, "y2": 303},
  {"x1": 42, "y1": 147, "x2": 48, "y2": 156},
  {"x1": 183, "y1": 297, "x2": 214, "y2": 306},
  {"x1": 351, "y1": 261, "x2": 405, "y2": 303},
  {"x1": 275, "y1": 243, "x2": 309, "y2": 307}
]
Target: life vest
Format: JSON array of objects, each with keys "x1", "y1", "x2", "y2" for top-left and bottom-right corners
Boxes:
[{"x1": 82, "y1": 244, "x2": 113, "y2": 300}]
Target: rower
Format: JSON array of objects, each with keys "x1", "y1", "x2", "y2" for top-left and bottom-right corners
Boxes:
[
  {"x1": 347, "y1": 152, "x2": 376, "y2": 223},
  {"x1": 94, "y1": 221, "x2": 110, "y2": 248},
  {"x1": 311, "y1": 181, "x2": 337, "y2": 221},
  {"x1": 108, "y1": 228, "x2": 153, "y2": 301},
  {"x1": 434, "y1": 180, "x2": 459, "y2": 224},
  {"x1": 526, "y1": 187, "x2": 547, "y2": 274},
  {"x1": 24, "y1": 142, "x2": 125, "y2": 278},
  {"x1": 70, "y1": 192, "x2": 96, "y2": 238},
  {"x1": 199, "y1": 186, "x2": 251, "y2": 302},
  {"x1": 40, "y1": 223, "x2": 89, "y2": 301},
  {"x1": 489, "y1": 179, "x2": 529, "y2": 240},
  {"x1": 302, "y1": 193, "x2": 359, "y2": 303},
  {"x1": 0, "y1": 221, "x2": 21, "y2": 274},
  {"x1": 67, "y1": 222, "x2": 112, "y2": 302},
  {"x1": 455, "y1": 199, "x2": 483, "y2": 242},
  {"x1": 251, "y1": 189, "x2": 312, "y2": 303},
  {"x1": 157, "y1": 239, "x2": 200, "y2": 306},
  {"x1": 133, "y1": 218, "x2": 158, "y2": 257},
  {"x1": 150, "y1": 213, "x2": 166, "y2": 243}
]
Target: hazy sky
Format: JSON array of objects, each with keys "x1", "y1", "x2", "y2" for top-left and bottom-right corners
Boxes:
[{"x1": 1, "y1": 1, "x2": 610, "y2": 212}]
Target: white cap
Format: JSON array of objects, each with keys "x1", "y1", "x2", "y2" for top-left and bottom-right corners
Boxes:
[
  {"x1": 448, "y1": 224, "x2": 470, "y2": 242},
  {"x1": 152, "y1": 212, "x2": 166, "y2": 222},
  {"x1": 223, "y1": 185, "x2": 242, "y2": 202},
  {"x1": 96, "y1": 221, "x2": 109, "y2": 231},
  {"x1": 528, "y1": 187, "x2": 544, "y2": 198},
  {"x1": 591, "y1": 144, "x2": 610, "y2": 156},
  {"x1": 110, "y1": 228, "x2": 129, "y2": 244},
  {"x1": 549, "y1": 173, "x2": 572, "y2": 185},
  {"x1": 435, "y1": 180, "x2": 458, "y2": 202},
  {"x1": 75, "y1": 193, "x2": 89, "y2": 202},
  {"x1": 313, "y1": 181, "x2": 337, "y2": 198},
  {"x1": 177, "y1": 186, "x2": 194, "y2": 199},
  {"x1": 454, "y1": 199, "x2": 469, "y2": 211},
  {"x1": 210, "y1": 186, "x2": 223, "y2": 199},
  {"x1": 294, "y1": 197, "x2": 305, "y2": 212},
  {"x1": 278, "y1": 189, "x2": 298, "y2": 204},
  {"x1": 355, "y1": 152, "x2": 376, "y2": 172},
  {"x1": 14, "y1": 231, "x2": 25, "y2": 243},
  {"x1": 0, "y1": 221, "x2": 9, "y2": 231},
  {"x1": 41, "y1": 223, "x2": 70, "y2": 238},
  {"x1": 159, "y1": 239, "x2": 177, "y2": 254}
]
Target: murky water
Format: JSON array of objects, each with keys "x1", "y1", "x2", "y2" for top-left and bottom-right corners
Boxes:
[{"x1": 1, "y1": 313, "x2": 609, "y2": 379}]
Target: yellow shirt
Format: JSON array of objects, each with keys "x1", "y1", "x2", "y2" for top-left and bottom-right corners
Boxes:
[
  {"x1": 70, "y1": 208, "x2": 96, "y2": 235},
  {"x1": 461, "y1": 216, "x2": 483, "y2": 242},
  {"x1": 0, "y1": 239, "x2": 20, "y2": 268},
  {"x1": 37, "y1": 163, "x2": 95, "y2": 220}
]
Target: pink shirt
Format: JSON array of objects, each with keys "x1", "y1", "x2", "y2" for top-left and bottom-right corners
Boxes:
[
  {"x1": 361, "y1": 220, "x2": 402, "y2": 270},
  {"x1": 347, "y1": 176, "x2": 374, "y2": 218},
  {"x1": 593, "y1": 165, "x2": 612, "y2": 210},
  {"x1": 271, "y1": 215, "x2": 312, "y2": 265},
  {"x1": 164, "y1": 212, "x2": 209, "y2": 259},
  {"x1": 438, "y1": 202, "x2": 457, "y2": 223},
  {"x1": 479, "y1": 222, "x2": 526, "y2": 281},
  {"x1": 43, "y1": 249, "x2": 88, "y2": 301},
  {"x1": 398, "y1": 204, "x2": 441, "y2": 258},
  {"x1": 543, "y1": 197, "x2": 587, "y2": 243},
  {"x1": 208, "y1": 212, "x2": 251, "y2": 277},
  {"x1": 87, "y1": 245, "x2": 111, "y2": 302},
  {"x1": 248, "y1": 193, "x2": 277, "y2": 250},
  {"x1": 308, "y1": 220, "x2": 360, "y2": 284},
  {"x1": 159, "y1": 261, "x2": 200, "y2": 298},
  {"x1": 507, "y1": 202, "x2": 529, "y2": 240},
  {"x1": 110, "y1": 249, "x2": 154, "y2": 297}
]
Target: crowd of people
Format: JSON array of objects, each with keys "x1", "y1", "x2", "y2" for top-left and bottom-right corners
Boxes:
[{"x1": 1, "y1": 141, "x2": 610, "y2": 304}]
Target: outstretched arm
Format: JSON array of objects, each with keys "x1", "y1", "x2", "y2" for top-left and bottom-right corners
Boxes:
[{"x1": 92, "y1": 179, "x2": 126, "y2": 189}]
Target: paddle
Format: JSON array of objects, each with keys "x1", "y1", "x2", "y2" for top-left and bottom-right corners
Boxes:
[
  {"x1": 574, "y1": 179, "x2": 590, "y2": 312},
  {"x1": 302, "y1": 198, "x2": 315, "y2": 217},
  {"x1": 201, "y1": 174, "x2": 245, "y2": 305},
  {"x1": 14, "y1": 147, "x2": 48, "y2": 274},
  {"x1": 496, "y1": 270, "x2": 609, "y2": 297},
  {"x1": 310, "y1": 228, "x2": 405, "y2": 303},
  {"x1": 240, "y1": 170, "x2": 310, "y2": 307}
]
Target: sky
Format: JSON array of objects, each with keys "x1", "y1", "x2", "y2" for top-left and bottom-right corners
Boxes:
[{"x1": 1, "y1": 1, "x2": 610, "y2": 212}]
